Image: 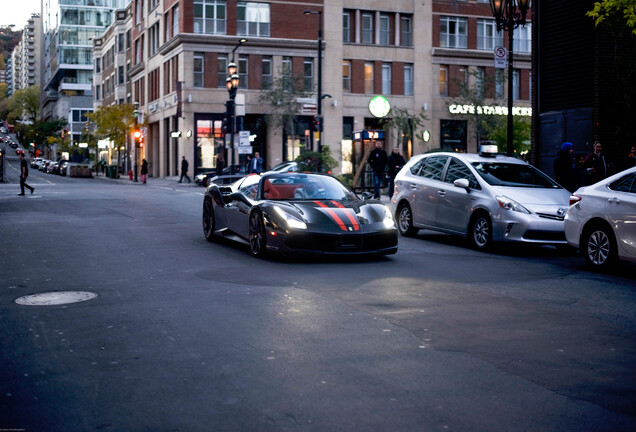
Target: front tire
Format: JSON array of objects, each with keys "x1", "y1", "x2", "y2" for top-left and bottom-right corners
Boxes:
[
  {"x1": 202, "y1": 198, "x2": 216, "y2": 242},
  {"x1": 582, "y1": 223, "x2": 617, "y2": 270},
  {"x1": 469, "y1": 213, "x2": 492, "y2": 250},
  {"x1": 397, "y1": 203, "x2": 418, "y2": 237},
  {"x1": 249, "y1": 211, "x2": 267, "y2": 258}
]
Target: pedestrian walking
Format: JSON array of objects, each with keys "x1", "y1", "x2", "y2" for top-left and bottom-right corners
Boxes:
[
  {"x1": 216, "y1": 154, "x2": 225, "y2": 175},
  {"x1": 387, "y1": 146, "x2": 406, "y2": 198},
  {"x1": 179, "y1": 156, "x2": 191, "y2": 183},
  {"x1": 367, "y1": 141, "x2": 388, "y2": 199},
  {"x1": 249, "y1": 152, "x2": 263, "y2": 174},
  {"x1": 583, "y1": 141, "x2": 610, "y2": 185},
  {"x1": 18, "y1": 152, "x2": 34, "y2": 196},
  {"x1": 141, "y1": 159, "x2": 148, "y2": 184},
  {"x1": 553, "y1": 142, "x2": 575, "y2": 192}
]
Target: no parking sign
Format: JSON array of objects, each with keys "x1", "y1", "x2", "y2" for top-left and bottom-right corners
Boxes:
[{"x1": 494, "y1": 46, "x2": 507, "y2": 69}]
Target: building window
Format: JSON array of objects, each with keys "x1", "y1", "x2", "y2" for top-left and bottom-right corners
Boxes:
[
  {"x1": 380, "y1": 15, "x2": 390, "y2": 45},
  {"x1": 118, "y1": 34, "x2": 125, "y2": 52},
  {"x1": 118, "y1": 65, "x2": 124, "y2": 84},
  {"x1": 238, "y1": 56, "x2": 248, "y2": 89},
  {"x1": 496, "y1": 69, "x2": 504, "y2": 99},
  {"x1": 262, "y1": 56, "x2": 272, "y2": 89},
  {"x1": 193, "y1": 0, "x2": 226, "y2": 35},
  {"x1": 342, "y1": 60, "x2": 351, "y2": 92},
  {"x1": 364, "y1": 62, "x2": 374, "y2": 94},
  {"x1": 135, "y1": 39, "x2": 141, "y2": 63},
  {"x1": 400, "y1": 16, "x2": 412, "y2": 47},
  {"x1": 439, "y1": 65, "x2": 448, "y2": 97},
  {"x1": 362, "y1": 13, "x2": 373, "y2": 44},
  {"x1": 477, "y1": 19, "x2": 502, "y2": 51},
  {"x1": 217, "y1": 55, "x2": 227, "y2": 87},
  {"x1": 513, "y1": 69, "x2": 520, "y2": 100},
  {"x1": 440, "y1": 16, "x2": 467, "y2": 49},
  {"x1": 193, "y1": 53, "x2": 204, "y2": 87},
  {"x1": 173, "y1": 6, "x2": 179, "y2": 35},
  {"x1": 343, "y1": 12, "x2": 350, "y2": 43},
  {"x1": 95, "y1": 57, "x2": 101, "y2": 73},
  {"x1": 513, "y1": 23, "x2": 531, "y2": 53},
  {"x1": 282, "y1": 56, "x2": 292, "y2": 91},
  {"x1": 404, "y1": 64, "x2": 413, "y2": 96},
  {"x1": 476, "y1": 67, "x2": 485, "y2": 98},
  {"x1": 165, "y1": 13, "x2": 171, "y2": 41},
  {"x1": 237, "y1": 2, "x2": 270, "y2": 37},
  {"x1": 382, "y1": 63, "x2": 391, "y2": 95},
  {"x1": 303, "y1": 58, "x2": 313, "y2": 92}
]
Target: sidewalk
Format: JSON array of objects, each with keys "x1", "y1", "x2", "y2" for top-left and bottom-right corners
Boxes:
[{"x1": 92, "y1": 172, "x2": 201, "y2": 188}]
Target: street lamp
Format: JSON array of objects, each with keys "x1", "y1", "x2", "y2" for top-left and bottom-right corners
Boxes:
[
  {"x1": 489, "y1": 0, "x2": 530, "y2": 156},
  {"x1": 226, "y1": 38, "x2": 247, "y2": 167},
  {"x1": 303, "y1": 9, "x2": 323, "y2": 153}
]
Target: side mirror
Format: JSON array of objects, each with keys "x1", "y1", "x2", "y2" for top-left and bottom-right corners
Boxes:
[
  {"x1": 360, "y1": 191, "x2": 374, "y2": 201},
  {"x1": 453, "y1": 178, "x2": 471, "y2": 192},
  {"x1": 229, "y1": 192, "x2": 251, "y2": 204}
]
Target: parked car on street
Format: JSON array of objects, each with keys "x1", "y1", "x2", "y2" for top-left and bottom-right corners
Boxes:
[
  {"x1": 203, "y1": 172, "x2": 398, "y2": 257},
  {"x1": 31, "y1": 157, "x2": 42, "y2": 169},
  {"x1": 46, "y1": 161, "x2": 60, "y2": 174},
  {"x1": 58, "y1": 160, "x2": 69, "y2": 176},
  {"x1": 565, "y1": 166, "x2": 636, "y2": 269},
  {"x1": 391, "y1": 148, "x2": 572, "y2": 250},
  {"x1": 265, "y1": 161, "x2": 299, "y2": 174}
]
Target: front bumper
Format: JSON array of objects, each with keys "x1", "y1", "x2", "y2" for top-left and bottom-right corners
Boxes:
[
  {"x1": 266, "y1": 229, "x2": 398, "y2": 256},
  {"x1": 492, "y1": 211, "x2": 567, "y2": 244}
]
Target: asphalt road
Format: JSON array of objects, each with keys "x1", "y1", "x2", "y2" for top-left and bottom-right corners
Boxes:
[{"x1": 1, "y1": 150, "x2": 635, "y2": 431}]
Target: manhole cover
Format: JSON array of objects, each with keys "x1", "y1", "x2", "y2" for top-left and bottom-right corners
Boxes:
[{"x1": 15, "y1": 291, "x2": 98, "y2": 306}]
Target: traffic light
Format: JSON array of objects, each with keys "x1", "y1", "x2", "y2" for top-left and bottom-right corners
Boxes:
[
  {"x1": 134, "y1": 130, "x2": 144, "y2": 147},
  {"x1": 311, "y1": 116, "x2": 322, "y2": 132}
]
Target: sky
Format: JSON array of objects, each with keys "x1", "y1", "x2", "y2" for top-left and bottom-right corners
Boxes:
[{"x1": 1, "y1": 0, "x2": 42, "y2": 28}]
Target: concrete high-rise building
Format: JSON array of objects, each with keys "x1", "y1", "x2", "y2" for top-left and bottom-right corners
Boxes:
[
  {"x1": 41, "y1": 0, "x2": 130, "y2": 143},
  {"x1": 11, "y1": 14, "x2": 43, "y2": 94}
]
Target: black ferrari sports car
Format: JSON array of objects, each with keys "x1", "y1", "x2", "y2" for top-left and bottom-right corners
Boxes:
[{"x1": 202, "y1": 172, "x2": 398, "y2": 257}]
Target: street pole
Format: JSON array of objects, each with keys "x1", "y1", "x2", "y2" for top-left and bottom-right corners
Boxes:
[
  {"x1": 317, "y1": 10, "x2": 323, "y2": 154},
  {"x1": 489, "y1": 0, "x2": 529, "y2": 157},
  {"x1": 506, "y1": 1, "x2": 514, "y2": 157}
]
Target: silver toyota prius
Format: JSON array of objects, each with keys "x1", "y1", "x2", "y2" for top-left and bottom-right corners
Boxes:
[{"x1": 390, "y1": 149, "x2": 572, "y2": 250}]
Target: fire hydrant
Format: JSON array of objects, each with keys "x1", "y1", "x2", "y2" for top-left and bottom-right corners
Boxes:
[{"x1": 128, "y1": 169, "x2": 133, "y2": 181}]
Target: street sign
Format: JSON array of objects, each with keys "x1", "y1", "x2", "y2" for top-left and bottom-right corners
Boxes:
[
  {"x1": 301, "y1": 103, "x2": 317, "y2": 115},
  {"x1": 238, "y1": 146, "x2": 252, "y2": 154},
  {"x1": 238, "y1": 131, "x2": 250, "y2": 147},
  {"x1": 494, "y1": 46, "x2": 507, "y2": 69}
]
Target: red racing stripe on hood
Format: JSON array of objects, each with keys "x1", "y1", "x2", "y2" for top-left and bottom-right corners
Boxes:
[
  {"x1": 314, "y1": 201, "x2": 347, "y2": 231},
  {"x1": 331, "y1": 201, "x2": 360, "y2": 231}
]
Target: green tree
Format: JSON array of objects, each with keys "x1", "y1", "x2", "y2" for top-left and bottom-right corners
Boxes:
[
  {"x1": 485, "y1": 116, "x2": 531, "y2": 158},
  {"x1": 10, "y1": 86, "x2": 40, "y2": 122},
  {"x1": 587, "y1": 0, "x2": 636, "y2": 34},
  {"x1": 258, "y1": 70, "x2": 312, "y2": 159},
  {"x1": 294, "y1": 145, "x2": 338, "y2": 173},
  {"x1": 87, "y1": 104, "x2": 138, "y2": 168},
  {"x1": 448, "y1": 70, "x2": 503, "y2": 149},
  {"x1": 380, "y1": 107, "x2": 428, "y2": 151}
]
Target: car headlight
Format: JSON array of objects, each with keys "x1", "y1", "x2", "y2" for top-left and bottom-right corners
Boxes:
[
  {"x1": 273, "y1": 206, "x2": 307, "y2": 230},
  {"x1": 496, "y1": 195, "x2": 531, "y2": 214},
  {"x1": 195, "y1": 174, "x2": 205, "y2": 181},
  {"x1": 383, "y1": 207, "x2": 395, "y2": 228}
]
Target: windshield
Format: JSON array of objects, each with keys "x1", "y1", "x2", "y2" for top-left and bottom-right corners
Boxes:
[
  {"x1": 262, "y1": 174, "x2": 359, "y2": 201},
  {"x1": 471, "y1": 162, "x2": 560, "y2": 188}
]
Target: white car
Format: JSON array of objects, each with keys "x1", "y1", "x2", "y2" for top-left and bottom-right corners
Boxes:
[
  {"x1": 565, "y1": 166, "x2": 636, "y2": 269},
  {"x1": 390, "y1": 149, "x2": 572, "y2": 250}
]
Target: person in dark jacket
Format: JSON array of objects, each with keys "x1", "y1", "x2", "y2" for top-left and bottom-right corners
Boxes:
[
  {"x1": 141, "y1": 159, "x2": 148, "y2": 184},
  {"x1": 387, "y1": 146, "x2": 406, "y2": 198},
  {"x1": 216, "y1": 154, "x2": 225, "y2": 176},
  {"x1": 583, "y1": 141, "x2": 610, "y2": 185},
  {"x1": 179, "y1": 156, "x2": 191, "y2": 183},
  {"x1": 625, "y1": 145, "x2": 636, "y2": 170},
  {"x1": 18, "y1": 153, "x2": 34, "y2": 195},
  {"x1": 553, "y1": 142, "x2": 575, "y2": 192},
  {"x1": 367, "y1": 141, "x2": 388, "y2": 199}
]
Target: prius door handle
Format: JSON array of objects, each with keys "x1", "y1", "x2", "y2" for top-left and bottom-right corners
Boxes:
[
  {"x1": 409, "y1": 184, "x2": 418, "y2": 190},
  {"x1": 437, "y1": 190, "x2": 446, "y2": 197},
  {"x1": 608, "y1": 197, "x2": 621, "y2": 205}
]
